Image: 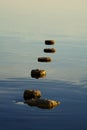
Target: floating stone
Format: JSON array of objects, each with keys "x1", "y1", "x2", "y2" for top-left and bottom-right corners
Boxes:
[
  {"x1": 38, "y1": 57, "x2": 52, "y2": 62},
  {"x1": 44, "y1": 48, "x2": 56, "y2": 53},
  {"x1": 23, "y1": 90, "x2": 41, "y2": 100},
  {"x1": 45, "y1": 40, "x2": 55, "y2": 45},
  {"x1": 24, "y1": 98, "x2": 61, "y2": 109},
  {"x1": 31, "y1": 69, "x2": 46, "y2": 79}
]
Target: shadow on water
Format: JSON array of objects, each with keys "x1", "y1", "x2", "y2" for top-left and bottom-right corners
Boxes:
[{"x1": 0, "y1": 78, "x2": 87, "y2": 130}]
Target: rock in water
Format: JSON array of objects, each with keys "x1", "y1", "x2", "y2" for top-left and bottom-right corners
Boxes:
[
  {"x1": 23, "y1": 90, "x2": 41, "y2": 100},
  {"x1": 38, "y1": 57, "x2": 52, "y2": 62},
  {"x1": 44, "y1": 48, "x2": 56, "y2": 53},
  {"x1": 24, "y1": 98, "x2": 61, "y2": 109},
  {"x1": 45, "y1": 40, "x2": 55, "y2": 45},
  {"x1": 31, "y1": 69, "x2": 46, "y2": 79}
]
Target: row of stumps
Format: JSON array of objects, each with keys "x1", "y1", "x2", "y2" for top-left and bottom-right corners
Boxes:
[{"x1": 23, "y1": 40, "x2": 61, "y2": 109}]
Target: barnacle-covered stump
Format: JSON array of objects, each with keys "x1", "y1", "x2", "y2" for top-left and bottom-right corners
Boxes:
[
  {"x1": 44, "y1": 48, "x2": 56, "y2": 53},
  {"x1": 45, "y1": 40, "x2": 55, "y2": 45},
  {"x1": 31, "y1": 69, "x2": 46, "y2": 79},
  {"x1": 38, "y1": 57, "x2": 52, "y2": 62},
  {"x1": 23, "y1": 90, "x2": 41, "y2": 100},
  {"x1": 24, "y1": 98, "x2": 61, "y2": 109}
]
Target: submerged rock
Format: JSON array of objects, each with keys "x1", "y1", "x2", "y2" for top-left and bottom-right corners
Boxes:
[
  {"x1": 24, "y1": 98, "x2": 61, "y2": 109},
  {"x1": 31, "y1": 69, "x2": 46, "y2": 79},
  {"x1": 38, "y1": 57, "x2": 52, "y2": 62},
  {"x1": 23, "y1": 90, "x2": 41, "y2": 100}
]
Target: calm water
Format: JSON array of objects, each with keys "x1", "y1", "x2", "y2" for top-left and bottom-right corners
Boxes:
[
  {"x1": 0, "y1": 1, "x2": 87, "y2": 129},
  {"x1": 0, "y1": 32, "x2": 87, "y2": 130},
  {"x1": 0, "y1": 32, "x2": 87, "y2": 83},
  {"x1": 0, "y1": 78, "x2": 87, "y2": 130}
]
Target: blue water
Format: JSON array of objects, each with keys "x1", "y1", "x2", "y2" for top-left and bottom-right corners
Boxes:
[
  {"x1": 0, "y1": 78, "x2": 87, "y2": 130},
  {"x1": 0, "y1": 11, "x2": 87, "y2": 130}
]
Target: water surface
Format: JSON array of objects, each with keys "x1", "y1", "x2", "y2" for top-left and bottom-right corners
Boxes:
[
  {"x1": 0, "y1": 78, "x2": 87, "y2": 130},
  {"x1": 0, "y1": 1, "x2": 87, "y2": 129}
]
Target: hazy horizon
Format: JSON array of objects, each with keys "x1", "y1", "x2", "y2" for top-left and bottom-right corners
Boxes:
[{"x1": 0, "y1": 0, "x2": 87, "y2": 37}]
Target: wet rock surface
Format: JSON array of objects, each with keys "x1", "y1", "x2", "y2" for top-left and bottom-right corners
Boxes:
[
  {"x1": 23, "y1": 90, "x2": 41, "y2": 100},
  {"x1": 23, "y1": 89, "x2": 61, "y2": 109},
  {"x1": 24, "y1": 98, "x2": 61, "y2": 109},
  {"x1": 45, "y1": 40, "x2": 55, "y2": 45},
  {"x1": 38, "y1": 57, "x2": 52, "y2": 62},
  {"x1": 31, "y1": 69, "x2": 46, "y2": 79},
  {"x1": 24, "y1": 40, "x2": 60, "y2": 109},
  {"x1": 44, "y1": 48, "x2": 56, "y2": 53}
]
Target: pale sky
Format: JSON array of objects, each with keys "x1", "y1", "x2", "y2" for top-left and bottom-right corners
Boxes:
[
  {"x1": 0, "y1": 0, "x2": 87, "y2": 36},
  {"x1": 0, "y1": 0, "x2": 87, "y2": 15}
]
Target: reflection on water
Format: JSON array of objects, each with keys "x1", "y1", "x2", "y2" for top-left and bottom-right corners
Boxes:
[
  {"x1": 0, "y1": 33, "x2": 87, "y2": 84},
  {"x1": 0, "y1": 78, "x2": 87, "y2": 130},
  {"x1": 0, "y1": 20, "x2": 87, "y2": 130}
]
